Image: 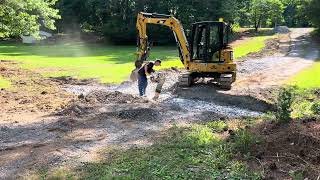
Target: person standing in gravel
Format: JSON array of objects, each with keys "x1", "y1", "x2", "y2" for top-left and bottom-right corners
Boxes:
[{"x1": 137, "y1": 59, "x2": 161, "y2": 96}]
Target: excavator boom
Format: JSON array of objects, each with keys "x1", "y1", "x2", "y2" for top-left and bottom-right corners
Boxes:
[{"x1": 136, "y1": 12, "x2": 190, "y2": 68}]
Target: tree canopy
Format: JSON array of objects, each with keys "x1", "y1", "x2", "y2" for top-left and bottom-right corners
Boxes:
[
  {"x1": 0, "y1": 0, "x2": 319, "y2": 42},
  {"x1": 0, "y1": 0, "x2": 60, "y2": 38}
]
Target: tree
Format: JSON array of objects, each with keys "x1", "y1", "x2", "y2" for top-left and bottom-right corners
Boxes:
[
  {"x1": 268, "y1": 0, "x2": 285, "y2": 27},
  {"x1": 249, "y1": 0, "x2": 284, "y2": 31},
  {"x1": 302, "y1": 0, "x2": 320, "y2": 28},
  {"x1": 0, "y1": 0, "x2": 60, "y2": 38}
]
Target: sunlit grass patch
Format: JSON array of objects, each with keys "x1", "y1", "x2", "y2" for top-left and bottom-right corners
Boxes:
[
  {"x1": 0, "y1": 76, "x2": 11, "y2": 89},
  {"x1": 233, "y1": 35, "x2": 277, "y2": 59},
  {"x1": 0, "y1": 42, "x2": 181, "y2": 84},
  {"x1": 289, "y1": 61, "x2": 320, "y2": 89}
]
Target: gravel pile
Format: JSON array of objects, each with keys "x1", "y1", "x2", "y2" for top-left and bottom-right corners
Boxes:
[
  {"x1": 84, "y1": 90, "x2": 148, "y2": 104},
  {"x1": 106, "y1": 108, "x2": 160, "y2": 121},
  {"x1": 165, "y1": 98, "x2": 262, "y2": 118},
  {"x1": 56, "y1": 104, "x2": 92, "y2": 116},
  {"x1": 274, "y1": 26, "x2": 290, "y2": 34}
]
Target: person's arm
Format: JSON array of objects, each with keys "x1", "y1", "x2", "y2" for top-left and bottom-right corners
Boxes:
[{"x1": 144, "y1": 64, "x2": 149, "y2": 75}]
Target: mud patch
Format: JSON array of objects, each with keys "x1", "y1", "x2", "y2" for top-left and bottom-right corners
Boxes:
[
  {"x1": 247, "y1": 119, "x2": 320, "y2": 179},
  {"x1": 106, "y1": 108, "x2": 160, "y2": 122},
  {"x1": 49, "y1": 76, "x2": 98, "y2": 85}
]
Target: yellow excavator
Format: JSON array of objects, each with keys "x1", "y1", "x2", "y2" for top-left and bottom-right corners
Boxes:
[{"x1": 135, "y1": 12, "x2": 236, "y2": 89}]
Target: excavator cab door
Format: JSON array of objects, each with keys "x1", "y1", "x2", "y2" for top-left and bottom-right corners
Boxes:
[{"x1": 190, "y1": 22, "x2": 229, "y2": 63}]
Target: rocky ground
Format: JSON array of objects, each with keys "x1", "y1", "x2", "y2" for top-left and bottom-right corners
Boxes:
[{"x1": 0, "y1": 28, "x2": 319, "y2": 179}]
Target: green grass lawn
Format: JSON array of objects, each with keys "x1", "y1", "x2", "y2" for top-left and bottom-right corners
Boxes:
[
  {"x1": 0, "y1": 43, "x2": 182, "y2": 83},
  {"x1": 0, "y1": 35, "x2": 274, "y2": 84},
  {"x1": 289, "y1": 61, "x2": 320, "y2": 89},
  {"x1": 233, "y1": 35, "x2": 276, "y2": 59},
  {"x1": 0, "y1": 76, "x2": 11, "y2": 89}
]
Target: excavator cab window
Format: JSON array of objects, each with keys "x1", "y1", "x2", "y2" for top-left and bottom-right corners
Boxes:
[
  {"x1": 190, "y1": 22, "x2": 228, "y2": 63},
  {"x1": 192, "y1": 24, "x2": 208, "y2": 60}
]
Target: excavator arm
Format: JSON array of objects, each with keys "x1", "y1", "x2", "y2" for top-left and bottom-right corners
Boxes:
[{"x1": 135, "y1": 12, "x2": 190, "y2": 69}]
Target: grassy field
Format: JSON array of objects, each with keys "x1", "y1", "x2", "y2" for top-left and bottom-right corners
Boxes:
[
  {"x1": 233, "y1": 35, "x2": 276, "y2": 58},
  {"x1": 0, "y1": 35, "x2": 274, "y2": 85},
  {"x1": 0, "y1": 76, "x2": 11, "y2": 88},
  {"x1": 0, "y1": 43, "x2": 181, "y2": 84},
  {"x1": 290, "y1": 61, "x2": 320, "y2": 88}
]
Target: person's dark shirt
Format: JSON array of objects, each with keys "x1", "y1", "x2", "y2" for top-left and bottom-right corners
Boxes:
[{"x1": 138, "y1": 62, "x2": 155, "y2": 77}]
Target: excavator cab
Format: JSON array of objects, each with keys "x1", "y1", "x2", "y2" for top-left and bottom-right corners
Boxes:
[{"x1": 190, "y1": 21, "x2": 230, "y2": 63}]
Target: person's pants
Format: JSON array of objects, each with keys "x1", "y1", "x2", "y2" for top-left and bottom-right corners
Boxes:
[{"x1": 138, "y1": 75, "x2": 148, "y2": 96}]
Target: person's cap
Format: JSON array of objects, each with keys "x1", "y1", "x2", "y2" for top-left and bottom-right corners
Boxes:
[{"x1": 155, "y1": 59, "x2": 162, "y2": 65}]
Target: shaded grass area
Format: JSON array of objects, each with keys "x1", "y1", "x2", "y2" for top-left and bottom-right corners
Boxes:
[
  {"x1": 0, "y1": 34, "x2": 274, "y2": 84},
  {"x1": 40, "y1": 123, "x2": 260, "y2": 179},
  {"x1": 0, "y1": 75, "x2": 11, "y2": 88}
]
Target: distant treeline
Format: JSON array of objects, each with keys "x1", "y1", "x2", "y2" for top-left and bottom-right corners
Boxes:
[
  {"x1": 55, "y1": 0, "x2": 319, "y2": 44},
  {"x1": 0, "y1": 0, "x2": 319, "y2": 43}
]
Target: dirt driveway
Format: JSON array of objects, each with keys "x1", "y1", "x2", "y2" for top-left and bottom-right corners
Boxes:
[{"x1": 0, "y1": 28, "x2": 318, "y2": 179}]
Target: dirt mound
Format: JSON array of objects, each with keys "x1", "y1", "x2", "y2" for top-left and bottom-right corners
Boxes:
[
  {"x1": 274, "y1": 26, "x2": 291, "y2": 34},
  {"x1": 106, "y1": 108, "x2": 160, "y2": 121},
  {"x1": 84, "y1": 90, "x2": 148, "y2": 104},
  {"x1": 56, "y1": 103, "x2": 93, "y2": 116},
  {"x1": 50, "y1": 76, "x2": 98, "y2": 85},
  {"x1": 249, "y1": 119, "x2": 320, "y2": 179}
]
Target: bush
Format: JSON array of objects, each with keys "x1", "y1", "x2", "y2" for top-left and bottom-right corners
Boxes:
[
  {"x1": 276, "y1": 87, "x2": 296, "y2": 123},
  {"x1": 311, "y1": 101, "x2": 320, "y2": 115},
  {"x1": 231, "y1": 128, "x2": 257, "y2": 154}
]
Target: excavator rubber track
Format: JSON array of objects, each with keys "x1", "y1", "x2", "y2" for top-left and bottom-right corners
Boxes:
[
  {"x1": 219, "y1": 73, "x2": 234, "y2": 90},
  {"x1": 178, "y1": 72, "x2": 193, "y2": 87}
]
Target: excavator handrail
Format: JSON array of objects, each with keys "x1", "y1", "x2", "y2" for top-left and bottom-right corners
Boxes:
[{"x1": 136, "y1": 12, "x2": 190, "y2": 69}]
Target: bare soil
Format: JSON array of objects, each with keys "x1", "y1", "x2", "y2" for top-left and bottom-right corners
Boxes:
[
  {"x1": 0, "y1": 28, "x2": 319, "y2": 179},
  {"x1": 247, "y1": 118, "x2": 320, "y2": 179}
]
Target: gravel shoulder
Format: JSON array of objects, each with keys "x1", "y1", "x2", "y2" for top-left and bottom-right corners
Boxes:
[{"x1": 0, "y1": 28, "x2": 318, "y2": 179}]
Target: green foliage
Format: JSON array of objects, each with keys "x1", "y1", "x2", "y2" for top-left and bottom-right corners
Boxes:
[
  {"x1": 231, "y1": 128, "x2": 257, "y2": 154},
  {"x1": 311, "y1": 101, "x2": 320, "y2": 115},
  {"x1": 206, "y1": 121, "x2": 228, "y2": 132},
  {"x1": 292, "y1": 99, "x2": 314, "y2": 118},
  {"x1": 56, "y1": 0, "x2": 240, "y2": 43},
  {"x1": 249, "y1": 0, "x2": 285, "y2": 31},
  {"x1": 276, "y1": 87, "x2": 296, "y2": 123},
  {"x1": 289, "y1": 169, "x2": 305, "y2": 180},
  {"x1": 301, "y1": 0, "x2": 320, "y2": 28},
  {"x1": 0, "y1": 0, "x2": 60, "y2": 38},
  {"x1": 289, "y1": 88, "x2": 320, "y2": 118},
  {"x1": 281, "y1": 0, "x2": 311, "y2": 27}
]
